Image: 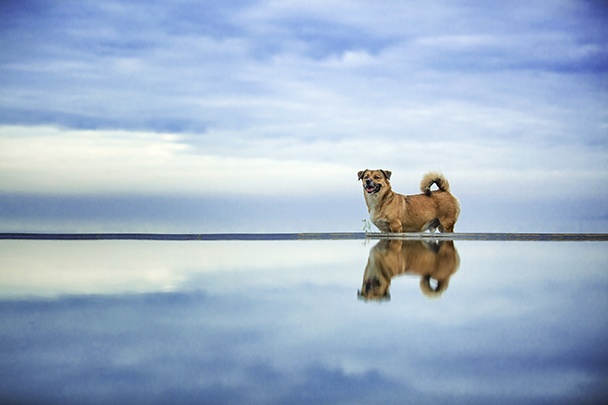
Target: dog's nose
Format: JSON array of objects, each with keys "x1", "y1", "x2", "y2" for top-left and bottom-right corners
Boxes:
[{"x1": 363, "y1": 278, "x2": 379, "y2": 293}]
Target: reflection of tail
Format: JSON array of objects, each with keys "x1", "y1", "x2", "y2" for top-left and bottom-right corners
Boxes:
[{"x1": 420, "y1": 172, "x2": 450, "y2": 196}]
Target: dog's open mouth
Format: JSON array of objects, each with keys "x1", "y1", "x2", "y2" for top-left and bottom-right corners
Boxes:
[{"x1": 365, "y1": 184, "x2": 381, "y2": 194}]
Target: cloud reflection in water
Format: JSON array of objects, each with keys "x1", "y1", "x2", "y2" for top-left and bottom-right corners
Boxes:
[{"x1": 0, "y1": 240, "x2": 607, "y2": 403}]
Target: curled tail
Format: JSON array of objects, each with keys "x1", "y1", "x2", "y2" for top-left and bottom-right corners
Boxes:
[{"x1": 420, "y1": 172, "x2": 450, "y2": 196}]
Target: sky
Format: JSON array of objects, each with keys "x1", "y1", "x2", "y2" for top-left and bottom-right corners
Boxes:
[{"x1": 0, "y1": 0, "x2": 607, "y2": 233}]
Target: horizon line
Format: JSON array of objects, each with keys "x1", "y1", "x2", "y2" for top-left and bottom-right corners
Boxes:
[{"x1": 1, "y1": 232, "x2": 607, "y2": 242}]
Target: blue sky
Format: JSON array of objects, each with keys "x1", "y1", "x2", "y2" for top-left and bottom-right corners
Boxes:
[{"x1": 0, "y1": 0, "x2": 607, "y2": 232}]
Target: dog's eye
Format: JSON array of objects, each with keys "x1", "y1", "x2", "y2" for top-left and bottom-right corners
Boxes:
[{"x1": 374, "y1": 175, "x2": 380, "y2": 180}]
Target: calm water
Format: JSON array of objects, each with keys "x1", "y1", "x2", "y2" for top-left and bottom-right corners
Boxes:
[{"x1": 1, "y1": 238, "x2": 607, "y2": 404}]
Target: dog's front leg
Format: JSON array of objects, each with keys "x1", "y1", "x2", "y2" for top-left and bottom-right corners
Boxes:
[{"x1": 388, "y1": 220, "x2": 402, "y2": 233}]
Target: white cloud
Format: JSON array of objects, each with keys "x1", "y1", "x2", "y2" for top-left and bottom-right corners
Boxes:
[
  {"x1": 0, "y1": 239, "x2": 364, "y2": 297},
  {"x1": 1, "y1": 124, "x2": 605, "y2": 204},
  {"x1": 0, "y1": 125, "x2": 354, "y2": 196}
]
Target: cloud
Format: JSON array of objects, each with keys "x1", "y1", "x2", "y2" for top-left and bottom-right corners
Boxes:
[
  {"x1": 2, "y1": 0, "x2": 606, "y2": 136},
  {"x1": 0, "y1": 125, "x2": 356, "y2": 196},
  {"x1": 2, "y1": 241, "x2": 607, "y2": 403},
  {"x1": 0, "y1": 239, "x2": 363, "y2": 297},
  {"x1": 0, "y1": 1, "x2": 606, "y2": 231},
  {"x1": 1, "y1": 124, "x2": 605, "y2": 201}
]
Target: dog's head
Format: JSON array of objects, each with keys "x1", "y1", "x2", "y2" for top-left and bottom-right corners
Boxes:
[
  {"x1": 358, "y1": 277, "x2": 390, "y2": 302},
  {"x1": 357, "y1": 169, "x2": 392, "y2": 195},
  {"x1": 357, "y1": 239, "x2": 398, "y2": 302}
]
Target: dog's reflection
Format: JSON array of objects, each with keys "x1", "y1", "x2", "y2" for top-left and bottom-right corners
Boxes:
[{"x1": 358, "y1": 239, "x2": 460, "y2": 301}]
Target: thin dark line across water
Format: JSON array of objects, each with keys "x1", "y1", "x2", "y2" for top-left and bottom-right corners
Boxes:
[{"x1": 0, "y1": 232, "x2": 606, "y2": 241}]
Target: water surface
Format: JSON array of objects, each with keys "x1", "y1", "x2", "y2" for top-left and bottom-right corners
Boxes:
[{"x1": 1, "y1": 237, "x2": 607, "y2": 404}]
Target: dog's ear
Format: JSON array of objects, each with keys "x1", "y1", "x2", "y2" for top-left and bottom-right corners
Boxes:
[
  {"x1": 381, "y1": 170, "x2": 392, "y2": 180},
  {"x1": 357, "y1": 170, "x2": 367, "y2": 180}
]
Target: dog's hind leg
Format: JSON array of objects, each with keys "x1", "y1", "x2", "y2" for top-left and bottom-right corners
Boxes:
[
  {"x1": 423, "y1": 218, "x2": 440, "y2": 233},
  {"x1": 438, "y1": 220, "x2": 455, "y2": 233}
]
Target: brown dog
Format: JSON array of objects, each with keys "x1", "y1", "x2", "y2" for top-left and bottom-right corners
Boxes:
[
  {"x1": 358, "y1": 239, "x2": 460, "y2": 301},
  {"x1": 358, "y1": 170, "x2": 460, "y2": 233}
]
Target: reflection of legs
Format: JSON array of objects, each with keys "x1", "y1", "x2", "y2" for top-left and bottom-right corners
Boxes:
[{"x1": 421, "y1": 239, "x2": 441, "y2": 253}]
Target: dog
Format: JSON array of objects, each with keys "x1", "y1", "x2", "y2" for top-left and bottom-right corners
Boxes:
[
  {"x1": 358, "y1": 239, "x2": 460, "y2": 301},
  {"x1": 358, "y1": 170, "x2": 460, "y2": 233}
]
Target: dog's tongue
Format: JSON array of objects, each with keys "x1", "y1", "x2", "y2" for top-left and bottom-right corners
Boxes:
[{"x1": 366, "y1": 185, "x2": 376, "y2": 193}]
